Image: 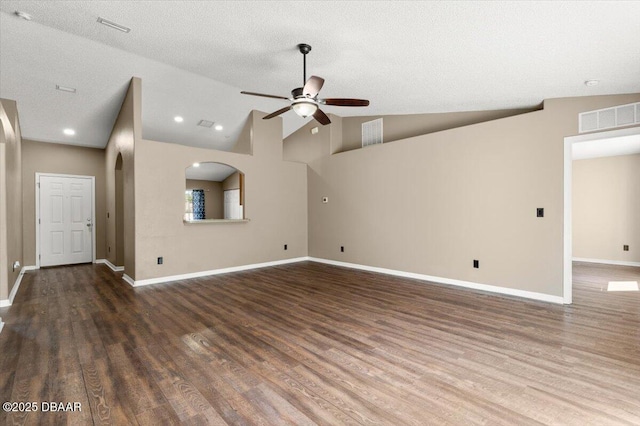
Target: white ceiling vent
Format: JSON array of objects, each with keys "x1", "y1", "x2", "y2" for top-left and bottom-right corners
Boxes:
[
  {"x1": 362, "y1": 118, "x2": 383, "y2": 147},
  {"x1": 197, "y1": 119, "x2": 214, "y2": 128},
  {"x1": 579, "y1": 102, "x2": 640, "y2": 133}
]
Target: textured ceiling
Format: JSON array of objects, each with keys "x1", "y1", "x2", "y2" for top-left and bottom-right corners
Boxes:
[{"x1": 1, "y1": 1, "x2": 639, "y2": 150}]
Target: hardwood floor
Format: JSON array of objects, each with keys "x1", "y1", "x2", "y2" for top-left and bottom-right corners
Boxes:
[{"x1": 1, "y1": 261, "x2": 639, "y2": 425}]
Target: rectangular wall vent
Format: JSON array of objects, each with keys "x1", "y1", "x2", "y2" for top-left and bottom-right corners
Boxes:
[
  {"x1": 579, "y1": 102, "x2": 640, "y2": 133},
  {"x1": 362, "y1": 118, "x2": 383, "y2": 147}
]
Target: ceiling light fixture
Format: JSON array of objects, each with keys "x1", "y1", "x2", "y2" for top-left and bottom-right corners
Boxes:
[
  {"x1": 56, "y1": 85, "x2": 76, "y2": 93},
  {"x1": 14, "y1": 11, "x2": 33, "y2": 20},
  {"x1": 292, "y1": 99, "x2": 318, "y2": 118},
  {"x1": 584, "y1": 79, "x2": 599, "y2": 87},
  {"x1": 97, "y1": 17, "x2": 131, "y2": 33},
  {"x1": 193, "y1": 163, "x2": 200, "y2": 168},
  {"x1": 174, "y1": 116, "x2": 184, "y2": 123},
  {"x1": 214, "y1": 124, "x2": 223, "y2": 131},
  {"x1": 63, "y1": 128, "x2": 76, "y2": 136}
]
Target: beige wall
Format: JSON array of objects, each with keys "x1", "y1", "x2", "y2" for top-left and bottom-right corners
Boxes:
[
  {"x1": 21, "y1": 139, "x2": 106, "y2": 266},
  {"x1": 338, "y1": 108, "x2": 537, "y2": 153},
  {"x1": 222, "y1": 171, "x2": 241, "y2": 191},
  {"x1": 296, "y1": 93, "x2": 640, "y2": 299},
  {"x1": 231, "y1": 114, "x2": 253, "y2": 155},
  {"x1": 0, "y1": 98, "x2": 23, "y2": 302},
  {"x1": 186, "y1": 179, "x2": 223, "y2": 219},
  {"x1": 283, "y1": 114, "x2": 340, "y2": 164},
  {"x1": 573, "y1": 154, "x2": 640, "y2": 263},
  {"x1": 133, "y1": 110, "x2": 307, "y2": 281},
  {"x1": 106, "y1": 78, "x2": 140, "y2": 276},
  {"x1": 284, "y1": 109, "x2": 536, "y2": 162}
]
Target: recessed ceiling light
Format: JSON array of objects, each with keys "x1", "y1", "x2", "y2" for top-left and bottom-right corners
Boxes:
[
  {"x1": 214, "y1": 124, "x2": 223, "y2": 131},
  {"x1": 174, "y1": 116, "x2": 184, "y2": 123},
  {"x1": 193, "y1": 163, "x2": 200, "y2": 168},
  {"x1": 14, "y1": 11, "x2": 33, "y2": 21},
  {"x1": 56, "y1": 85, "x2": 76, "y2": 93},
  {"x1": 63, "y1": 128, "x2": 76, "y2": 136},
  {"x1": 585, "y1": 79, "x2": 599, "y2": 87},
  {"x1": 97, "y1": 17, "x2": 131, "y2": 33}
]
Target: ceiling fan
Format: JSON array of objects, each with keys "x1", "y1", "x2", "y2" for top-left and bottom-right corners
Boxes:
[{"x1": 241, "y1": 44, "x2": 370, "y2": 125}]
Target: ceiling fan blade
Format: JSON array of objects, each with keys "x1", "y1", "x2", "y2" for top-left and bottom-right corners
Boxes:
[
  {"x1": 313, "y1": 108, "x2": 331, "y2": 125},
  {"x1": 303, "y1": 76, "x2": 325, "y2": 97},
  {"x1": 263, "y1": 106, "x2": 292, "y2": 120},
  {"x1": 241, "y1": 91, "x2": 290, "y2": 101},
  {"x1": 320, "y1": 98, "x2": 370, "y2": 107}
]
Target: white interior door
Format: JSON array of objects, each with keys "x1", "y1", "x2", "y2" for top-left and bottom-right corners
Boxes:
[{"x1": 39, "y1": 175, "x2": 93, "y2": 267}]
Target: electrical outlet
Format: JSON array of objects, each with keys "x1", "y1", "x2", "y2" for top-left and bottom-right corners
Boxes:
[
  {"x1": 341, "y1": 246, "x2": 344, "y2": 253},
  {"x1": 536, "y1": 208, "x2": 544, "y2": 218},
  {"x1": 623, "y1": 245, "x2": 629, "y2": 251},
  {"x1": 157, "y1": 257, "x2": 163, "y2": 265},
  {"x1": 284, "y1": 244, "x2": 288, "y2": 250},
  {"x1": 473, "y1": 260, "x2": 479, "y2": 268}
]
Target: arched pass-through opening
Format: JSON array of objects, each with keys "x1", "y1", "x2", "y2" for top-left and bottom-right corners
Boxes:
[
  {"x1": 115, "y1": 153, "x2": 124, "y2": 267},
  {"x1": 184, "y1": 162, "x2": 246, "y2": 222}
]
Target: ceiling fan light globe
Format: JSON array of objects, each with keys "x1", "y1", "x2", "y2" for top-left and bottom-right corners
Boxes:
[{"x1": 292, "y1": 101, "x2": 318, "y2": 118}]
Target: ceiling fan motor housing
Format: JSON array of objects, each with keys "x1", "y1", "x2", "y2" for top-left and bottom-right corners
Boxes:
[{"x1": 291, "y1": 87, "x2": 305, "y2": 99}]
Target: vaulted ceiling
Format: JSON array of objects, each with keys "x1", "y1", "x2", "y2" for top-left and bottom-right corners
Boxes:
[{"x1": 1, "y1": 1, "x2": 639, "y2": 151}]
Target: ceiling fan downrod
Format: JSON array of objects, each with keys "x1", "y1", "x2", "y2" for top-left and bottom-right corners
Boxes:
[{"x1": 298, "y1": 43, "x2": 312, "y2": 88}]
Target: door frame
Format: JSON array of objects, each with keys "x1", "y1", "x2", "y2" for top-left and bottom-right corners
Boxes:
[
  {"x1": 35, "y1": 173, "x2": 96, "y2": 268},
  {"x1": 563, "y1": 126, "x2": 640, "y2": 304}
]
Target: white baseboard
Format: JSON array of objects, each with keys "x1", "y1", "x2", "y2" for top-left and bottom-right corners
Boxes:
[
  {"x1": 122, "y1": 274, "x2": 135, "y2": 286},
  {"x1": 96, "y1": 259, "x2": 125, "y2": 272},
  {"x1": 0, "y1": 266, "x2": 36, "y2": 307},
  {"x1": 573, "y1": 257, "x2": 640, "y2": 268},
  {"x1": 309, "y1": 257, "x2": 565, "y2": 304},
  {"x1": 127, "y1": 257, "x2": 311, "y2": 287},
  {"x1": 115, "y1": 255, "x2": 564, "y2": 304}
]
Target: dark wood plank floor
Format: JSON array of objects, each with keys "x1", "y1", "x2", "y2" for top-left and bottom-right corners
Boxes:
[{"x1": 1, "y1": 261, "x2": 639, "y2": 425}]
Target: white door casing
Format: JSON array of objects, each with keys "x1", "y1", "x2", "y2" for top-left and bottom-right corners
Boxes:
[
  {"x1": 37, "y1": 174, "x2": 95, "y2": 267},
  {"x1": 563, "y1": 126, "x2": 640, "y2": 305}
]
